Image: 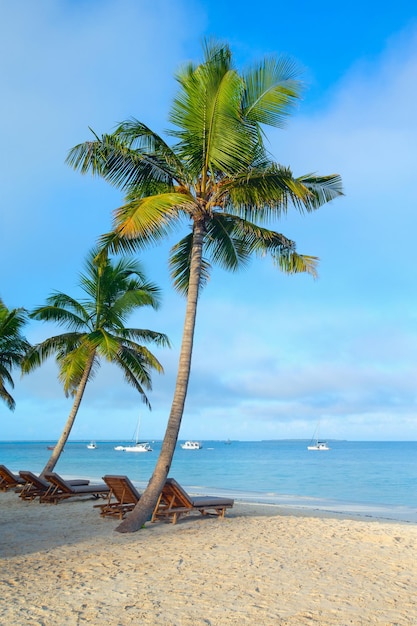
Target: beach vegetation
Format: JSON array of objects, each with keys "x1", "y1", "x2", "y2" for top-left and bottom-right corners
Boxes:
[
  {"x1": 0, "y1": 299, "x2": 30, "y2": 411},
  {"x1": 67, "y1": 40, "x2": 343, "y2": 531},
  {"x1": 22, "y1": 249, "x2": 170, "y2": 475}
]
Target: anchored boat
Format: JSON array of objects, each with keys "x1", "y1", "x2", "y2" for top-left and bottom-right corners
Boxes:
[
  {"x1": 307, "y1": 421, "x2": 330, "y2": 450},
  {"x1": 114, "y1": 415, "x2": 152, "y2": 452},
  {"x1": 181, "y1": 440, "x2": 202, "y2": 450}
]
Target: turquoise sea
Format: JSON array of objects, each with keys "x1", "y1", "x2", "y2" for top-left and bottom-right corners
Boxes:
[{"x1": 2, "y1": 439, "x2": 417, "y2": 522}]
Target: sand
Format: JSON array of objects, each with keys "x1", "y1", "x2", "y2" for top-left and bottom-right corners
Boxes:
[{"x1": 1, "y1": 491, "x2": 417, "y2": 625}]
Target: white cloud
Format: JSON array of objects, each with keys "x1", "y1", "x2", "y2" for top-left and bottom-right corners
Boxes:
[{"x1": 3, "y1": 10, "x2": 417, "y2": 441}]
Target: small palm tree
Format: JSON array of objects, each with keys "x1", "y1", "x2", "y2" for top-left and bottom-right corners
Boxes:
[
  {"x1": 0, "y1": 299, "x2": 30, "y2": 410},
  {"x1": 22, "y1": 249, "x2": 170, "y2": 475},
  {"x1": 67, "y1": 40, "x2": 344, "y2": 531}
]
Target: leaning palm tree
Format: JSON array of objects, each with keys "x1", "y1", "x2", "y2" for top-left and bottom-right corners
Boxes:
[
  {"x1": 67, "y1": 40, "x2": 344, "y2": 531},
  {"x1": 0, "y1": 298, "x2": 30, "y2": 410},
  {"x1": 22, "y1": 249, "x2": 170, "y2": 475}
]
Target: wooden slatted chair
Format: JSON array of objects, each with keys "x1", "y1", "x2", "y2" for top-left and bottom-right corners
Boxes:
[
  {"x1": 19, "y1": 471, "x2": 54, "y2": 501},
  {"x1": 43, "y1": 472, "x2": 109, "y2": 504},
  {"x1": 19, "y1": 471, "x2": 90, "y2": 501},
  {"x1": 96, "y1": 475, "x2": 141, "y2": 519},
  {"x1": 0, "y1": 465, "x2": 25, "y2": 491},
  {"x1": 151, "y1": 477, "x2": 234, "y2": 524}
]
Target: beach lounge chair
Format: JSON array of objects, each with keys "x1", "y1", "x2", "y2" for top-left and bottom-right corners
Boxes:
[
  {"x1": 19, "y1": 471, "x2": 52, "y2": 501},
  {"x1": 19, "y1": 471, "x2": 90, "y2": 502},
  {"x1": 96, "y1": 475, "x2": 141, "y2": 519},
  {"x1": 0, "y1": 465, "x2": 25, "y2": 491},
  {"x1": 43, "y1": 472, "x2": 109, "y2": 504},
  {"x1": 151, "y1": 477, "x2": 234, "y2": 524}
]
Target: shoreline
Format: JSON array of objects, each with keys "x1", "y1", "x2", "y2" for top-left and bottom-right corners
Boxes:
[
  {"x1": 5, "y1": 465, "x2": 417, "y2": 525},
  {"x1": 2, "y1": 491, "x2": 417, "y2": 624},
  {"x1": 233, "y1": 495, "x2": 417, "y2": 525},
  {"x1": 72, "y1": 475, "x2": 417, "y2": 525}
]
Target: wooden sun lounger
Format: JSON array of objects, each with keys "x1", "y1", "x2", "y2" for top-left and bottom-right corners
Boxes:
[
  {"x1": 19, "y1": 471, "x2": 52, "y2": 501},
  {"x1": 43, "y1": 472, "x2": 109, "y2": 504},
  {"x1": 95, "y1": 475, "x2": 141, "y2": 519},
  {"x1": 19, "y1": 471, "x2": 90, "y2": 502},
  {"x1": 0, "y1": 465, "x2": 25, "y2": 491},
  {"x1": 151, "y1": 477, "x2": 234, "y2": 524}
]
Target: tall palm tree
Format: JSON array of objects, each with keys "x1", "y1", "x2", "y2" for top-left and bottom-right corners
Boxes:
[
  {"x1": 22, "y1": 249, "x2": 170, "y2": 475},
  {"x1": 67, "y1": 40, "x2": 344, "y2": 531},
  {"x1": 0, "y1": 299, "x2": 30, "y2": 410}
]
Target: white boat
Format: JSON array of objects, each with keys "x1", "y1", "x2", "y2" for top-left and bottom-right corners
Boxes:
[
  {"x1": 123, "y1": 442, "x2": 152, "y2": 453},
  {"x1": 87, "y1": 441, "x2": 97, "y2": 449},
  {"x1": 114, "y1": 415, "x2": 153, "y2": 452},
  {"x1": 307, "y1": 441, "x2": 330, "y2": 451},
  {"x1": 181, "y1": 440, "x2": 202, "y2": 450},
  {"x1": 307, "y1": 421, "x2": 330, "y2": 450}
]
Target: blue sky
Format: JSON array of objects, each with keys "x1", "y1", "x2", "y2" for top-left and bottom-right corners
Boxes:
[{"x1": 1, "y1": 0, "x2": 417, "y2": 441}]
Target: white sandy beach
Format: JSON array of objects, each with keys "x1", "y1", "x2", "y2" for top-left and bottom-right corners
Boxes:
[{"x1": 1, "y1": 491, "x2": 417, "y2": 625}]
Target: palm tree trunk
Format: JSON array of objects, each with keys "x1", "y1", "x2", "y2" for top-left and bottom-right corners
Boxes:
[
  {"x1": 115, "y1": 221, "x2": 205, "y2": 532},
  {"x1": 41, "y1": 352, "x2": 95, "y2": 476}
]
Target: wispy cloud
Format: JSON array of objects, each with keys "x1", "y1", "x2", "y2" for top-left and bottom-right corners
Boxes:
[{"x1": 2, "y1": 5, "x2": 417, "y2": 440}]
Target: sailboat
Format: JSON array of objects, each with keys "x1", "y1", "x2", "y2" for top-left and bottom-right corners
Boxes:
[
  {"x1": 307, "y1": 421, "x2": 330, "y2": 451},
  {"x1": 114, "y1": 415, "x2": 152, "y2": 452}
]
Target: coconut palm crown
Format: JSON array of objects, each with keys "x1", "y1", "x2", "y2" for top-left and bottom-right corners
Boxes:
[
  {"x1": 0, "y1": 299, "x2": 30, "y2": 410},
  {"x1": 67, "y1": 40, "x2": 344, "y2": 531},
  {"x1": 22, "y1": 250, "x2": 170, "y2": 475}
]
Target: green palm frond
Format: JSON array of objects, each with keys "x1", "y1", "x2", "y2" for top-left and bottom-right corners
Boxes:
[
  {"x1": 109, "y1": 192, "x2": 194, "y2": 248},
  {"x1": 169, "y1": 233, "x2": 211, "y2": 295},
  {"x1": 0, "y1": 366, "x2": 14, "y2": 390},
  {"x1": 117, "y1": 368, "x2": 151, "y2": 407},
  {"x1": 58, "y1": 343, "x2": 98, "y2": 396},
  {"x1": 276, "y1": 252, "x2": 319, "y2": 278},
  {"x1": 120, "y1": 329, "x2": 171, "y2": 348},
  {"x1": 0, "y1": 305, "x2": 27, "y2": 339},
  {"x1": 21, "y1": 333, "x2": 85, "y2": 374},
  {"x1": 114, "y1": 343, "x2": 166, "y2": 408},
  {"x1": 114, "y1": 118, "x2": 187, "y2": 181},
  {"x1": 206, "y1": 214, "x2": 296, "y2": 263},
  {"x1": 80, "y1": 251, "x2": 162, "y2": 326},
  {"x1": 30, "y1": 298, "x2": 89, "y2": 330},
  {"x1": 214, "y1": 218, "x2": 317, "y2": 276},
  {"x1": 219, "y1": 163, "x2": 301, "y2": 218},
  {"x1": 201, "y1": 38, "x2": 233, "y2": 72},
  {"x1": 67, "y1": 130, "x2": 180, "y2": 194},
  {"x1": 204, "y1": 213, "x2": 252, "y2": 270},
  {"x1": 296, "y1": 173, "x2": 344, "y2": 208},
  {"x1": 93, "y1": 328, "x2": 122, "y2": 360},
  {"x1": 110, "y1": 286, "x2": 161, "y2": 322},
  {"x1": 0, "y1": 302, "x2": 30, "y2": 410},
  {"x1": 170, "y1": 48, "x2": 256, "y2": 178},
  {"x1": 0, "y1": 307, "x2": 30, "y2": 359},
  {"x1": 242, "y1": 56, "x2": 304, "y2": 129},
  {"x1": 0, "y1": 382, "x2": 15, "y2": 410},
  {"x1": 0, "y1": 340, "x2": 29, "y2": 368},
  {"x1": 119, "y1": 343, "x2": 164, "y2": 378},
  {"x1": 66, "y1": 131, "x2": 121, "y2": 176},
  {"x1": 220, "y1": 165, "x2": 343, "y2": 220}
]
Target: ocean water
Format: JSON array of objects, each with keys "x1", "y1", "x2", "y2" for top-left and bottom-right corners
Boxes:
[{"x1": 2, "y1": 440, "x2": 417, "y2": 517}]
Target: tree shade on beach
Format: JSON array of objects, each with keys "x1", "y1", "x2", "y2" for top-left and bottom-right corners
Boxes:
[
  {"x1": 67, "y1": 40, "x2": 344, "y2": 531},
  {"x1": 0, "y1": 299, "x2": 30, "y2": 411},
  {"x1": 22, "y1": 249, "x2": 170, "y2": 476}
]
